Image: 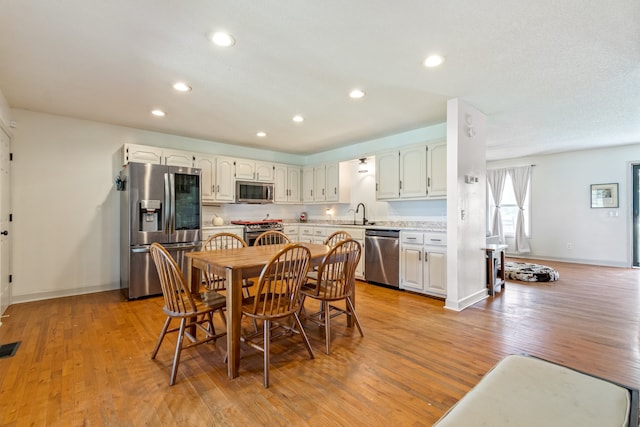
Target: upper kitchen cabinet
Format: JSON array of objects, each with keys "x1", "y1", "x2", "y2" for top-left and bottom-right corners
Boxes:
[
  {"x1": 162, "y1": 149, "x2": 195, "y2": 167},
  {"x1": 234, "y1": 159, "x2": 274, "y2": 182},
  {"x1": 122, "y1": 144, "x2": 162, "y2": 165},
  {"x1": 427, "y1": 141, "x2": 447, "y2": 198},
  {"x1": 195, "y1": 154, "x2": 216, "y2": 204},
  {"x1": 195, "y1": 154, "x2": 236, "y2": 204},
  {"x1": 274, "y1": 164, "x2": 301, "y2": 203},
  {"x1": 122, "y1": 144, "x2": 194, "y2": 167},
  {"x1": 376, "y1": 151, "x2": 400, "y2": 199},
  {"x1": 375, "y1": 141, "x2": 446, "y2": 200},
  {"x1": 215, "y1": 156, "x2": 235, "y2": 202},
  {"x1": 302, "y1": 162, "x2": 350, "y2": 203}
]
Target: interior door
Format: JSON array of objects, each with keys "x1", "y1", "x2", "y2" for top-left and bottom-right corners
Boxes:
[
  {"x1": 0, "y1": 127, "x2": 11, "y2": 315},
  {"x1": 633, "y1": 164, "x2": 639, "y2": 267}
]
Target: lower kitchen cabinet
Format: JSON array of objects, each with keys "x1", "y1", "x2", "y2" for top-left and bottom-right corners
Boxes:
[
  {"x1": 201, "y1": 226, "x2": 245, "y2": 243},
  {"x1": 400, "y1": 231, "x2": 446, "y2": 297},
  {"x1": 283, "y1": 225, "x2": 299, "y2": 242}
]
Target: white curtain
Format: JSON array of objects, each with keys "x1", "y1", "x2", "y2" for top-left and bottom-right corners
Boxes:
[
  {"x1": 508, "y1": 165, "x2": 532, "y2": 253},
  {"x1": 486, "y1": 168, "x2": 507, "y2": 243}
]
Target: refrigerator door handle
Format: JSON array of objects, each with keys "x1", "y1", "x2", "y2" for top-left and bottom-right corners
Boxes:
[
  {"x1": 163, "y1": 172, "x2": 175, "y2": 235},
  {"x1": 168, "y1": 172, "x2": 176, "y2": 235}
]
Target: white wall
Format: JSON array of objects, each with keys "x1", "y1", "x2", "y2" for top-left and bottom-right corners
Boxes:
[
  {"x1": 445, "y1": 99, "x2": 488, "y2": 311},
  {"x1": 8, "y1": 109, "x2": 303, "y2": 302},
  {"x1": 489, "y1": 144, "x2": 640, "y2": 267}
]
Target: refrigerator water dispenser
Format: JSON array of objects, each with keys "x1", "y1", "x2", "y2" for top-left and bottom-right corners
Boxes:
[{"x1": 140, "y1": 199, "x2": 162, "y2": 231}]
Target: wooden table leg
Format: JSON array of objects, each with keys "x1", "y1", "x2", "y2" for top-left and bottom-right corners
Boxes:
[
  {"x1": 186, "y1": 257, "x2": 199, "y2": 335},
  {"x1": 226, "y1": 267, "x2": 243, "y2": 379}
]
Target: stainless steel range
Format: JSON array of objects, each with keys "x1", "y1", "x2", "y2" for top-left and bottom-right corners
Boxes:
[{"x1": 230, "y1": 219, "x2": 284, "y2": 245}]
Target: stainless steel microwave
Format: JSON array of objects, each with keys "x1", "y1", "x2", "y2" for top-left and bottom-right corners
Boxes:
[{"x1": 235, "y1": 180, "x2": 274, "y2": 204}]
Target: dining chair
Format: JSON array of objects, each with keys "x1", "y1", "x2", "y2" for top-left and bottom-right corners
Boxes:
[
  {"x1": 307, "y1": 230, "x2": 352, "y2": 282},
  {"x1": 201, "y1": 232, "x2": 254, "y2": 298},
  {"x1": 299, "y1": 238, "x2": 364, "y2": 354},
  {"x1": 241, "y1": 243, "x2": 314, "y2": 388},
  {"x1": 149, "y1": 242, "x2": 227, "y2": 386},
  {"x1": 323, "y1": 230, "x2": 352, "y2": 247},
  {"x1": 253, "y1": 230, "x2": 291, "y2": 246}
]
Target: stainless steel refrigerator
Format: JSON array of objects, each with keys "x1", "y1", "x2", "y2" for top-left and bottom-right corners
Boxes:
[{"x1": 120, "y1": 162, "x2": 201, "y2": 299}]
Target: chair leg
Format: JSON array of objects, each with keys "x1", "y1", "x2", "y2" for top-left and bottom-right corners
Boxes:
[
  {"x1": 151, "y1": 317, "x2": 172, "y2": 359},
  {"x1": 324, "y1": 300, "x2": 332, "y2": 355},
  {"x1": 263, "y1": 319, "x2": 271, "y2": 388},
  {"x1": 346, "y1": 297, "x2": 364, "y2": 337},
  {"x1": 293, "y1": 312, "x2": 315, "y2": 360},
  {"x1": 218, "y1": 309, "x2": 227, "y2": 327},
  {"x1": 170, "y1": 318, "x2": 187, "y2": 386}
]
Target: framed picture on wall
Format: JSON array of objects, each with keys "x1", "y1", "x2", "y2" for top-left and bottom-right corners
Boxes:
[{"x1": 590, "y1": 183, "x2": 619, "y2": 208}]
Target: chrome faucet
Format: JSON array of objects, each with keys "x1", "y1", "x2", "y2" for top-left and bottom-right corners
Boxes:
[{"x1": 355, "y1": 203, "x2": 367, "y2": 225}]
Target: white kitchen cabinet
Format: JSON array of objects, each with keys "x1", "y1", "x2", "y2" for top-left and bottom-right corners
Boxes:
[
  {"x1": 283, "y1": 225, "x2": 299, "y2": 241},
  {"x1": 122, "y1": 144, "x2": 195, "y2": 167},
  {"x1": 299, "y1": 225, "x2": 314, "y2": 243},
  {"x1": 313, "y1": 166, "x2": 327, "y2": 201},
  {"x1": 195, "y1": 154, "x2": 216, "y2": 204},
  {"x1": 235, "y1": 159, "x2": 274, "y2": 182},
  {"x1": 122, "y1": 144, "x2": 163, "y2": 165},
  {"x1": 302, "y1": 162, "x2": 351, "y2": 203},
  {"x1": 375, "y1": 141, "x2": 446, "y2": 201},
  {"x1": 345, "y1": 227, "x2": 365, "y2": 280},
  {"x1": 163, "y1": 149, "x2": 195, "y2": 167},
  {"x1": 427, "y1": 141, "x2": 447, "y2": 198},
  {"x1": 215, "y1": 156, "x2": 235, "y2": 202},
  {"x1": 400, "y1": 146, "x2": 427, "y2": 198},
  {"x1": 400, "y1": 231, "x2": 446, "y2": 297},
  {"x1": 376, "y1": 151, "x2": 400, "y2": 199},
  {"x1": 302, "y1": 167, "x2": 315, "y2": 203},
  {"x1": 325, "y1": 162, "x2": 349, "y2": 202},
  {"x1": 201, "y1": 226, "x2": 244, "y2": 242},
  {"x1": 274, "y1": 164, "x2": 301, "y2": 203}
]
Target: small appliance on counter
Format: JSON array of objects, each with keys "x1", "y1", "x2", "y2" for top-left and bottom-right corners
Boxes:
[
  {"x1": 212, "y1": 214, "x2": 224, "y2": 226},
  {"x1": 299, "y1": 212, "x2": 307, "y2": 222}
]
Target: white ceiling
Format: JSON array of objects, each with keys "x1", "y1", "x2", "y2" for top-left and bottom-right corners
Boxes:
[{"x1": 1, "y1": 1, "x2": 638, "y2": 160}]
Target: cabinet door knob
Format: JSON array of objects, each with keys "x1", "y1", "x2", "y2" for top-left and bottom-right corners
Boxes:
[{"x1": 1, "y1": 230, "x2": 8, "y2": 236}]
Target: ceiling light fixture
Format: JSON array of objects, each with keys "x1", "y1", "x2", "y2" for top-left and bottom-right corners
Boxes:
[
  {"x1": 151, "y1": 109, "x2": 166, "y2": 117},
  {"x1": 423, "y1": 54, "x2": 445, "y2": 68},
  {"x1": 349, "y1": 89, "x2": 366, "y2": 99},
  {"x1": 256, "y1": 131, "x2": 267, "y2": 137},
  {"x1": 210, "y1": 31, "x2": 235, "y2": 47},
  {"x1": 292, "y1": 115, "x2": 304, "y2": 123},
  {"x1": 173, "y1": 82, "x2": 192, "y2": 92},
  {"x1": 358, "y1": 158, "x2": 368, "y2": 173}
]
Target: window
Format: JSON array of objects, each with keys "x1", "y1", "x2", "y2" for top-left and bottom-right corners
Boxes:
[{"x1": 487, "y1": 172, "x2": 531, "y2": 237}]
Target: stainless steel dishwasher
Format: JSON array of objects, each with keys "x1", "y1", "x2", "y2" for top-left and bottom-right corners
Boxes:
[{"x1": 365, "y1": 229, "x2": 400, "y2": 287}]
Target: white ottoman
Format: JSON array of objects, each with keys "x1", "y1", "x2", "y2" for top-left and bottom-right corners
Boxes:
[{"x1": 434, "y1": 355, "x2": 638, "y2": 427}]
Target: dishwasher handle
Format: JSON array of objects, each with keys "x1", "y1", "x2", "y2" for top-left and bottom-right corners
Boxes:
[{"x1": 365, "y1": 229, "x2": 400, "y2": 238}]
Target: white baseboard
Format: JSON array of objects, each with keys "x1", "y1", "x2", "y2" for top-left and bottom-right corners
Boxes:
[
  {"x1": 444, "y1": 288, "x2": 488, "y2": 311},
  {"x1": 10, "y1": 284, "x2": 120, "y2": 305}
]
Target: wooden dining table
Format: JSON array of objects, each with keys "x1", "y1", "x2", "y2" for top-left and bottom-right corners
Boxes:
[{"x1": 185, "y1": 242, "x2": 330, "y2": 379}]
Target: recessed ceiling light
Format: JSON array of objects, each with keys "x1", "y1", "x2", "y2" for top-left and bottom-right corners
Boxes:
[
  {"x1": 210, "y1": 31, "x2": 235, "y2": 47},
  {"x1": 292, "y1": 115, "x2": 304, "y2": 123},
  {"x1": 349, "y1": 89, "x2": 366, "y2": 99},
  {"x1": 256, "y1": 131, "x2": 267, "y2": 137},
  {"x1": 151, "y1": 109, "x2": 166, "y2": 117},
  {"x1": 423, "y1": 54, "x2": 445, "y2": 68},
  {"x1": 173, "y1": 82, "x2": 192, "y2": 92}
]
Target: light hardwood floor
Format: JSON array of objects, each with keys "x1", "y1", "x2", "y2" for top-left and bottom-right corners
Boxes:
[{"x1": 0, "y1": 259, "x2": 639, "y2": 426}]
